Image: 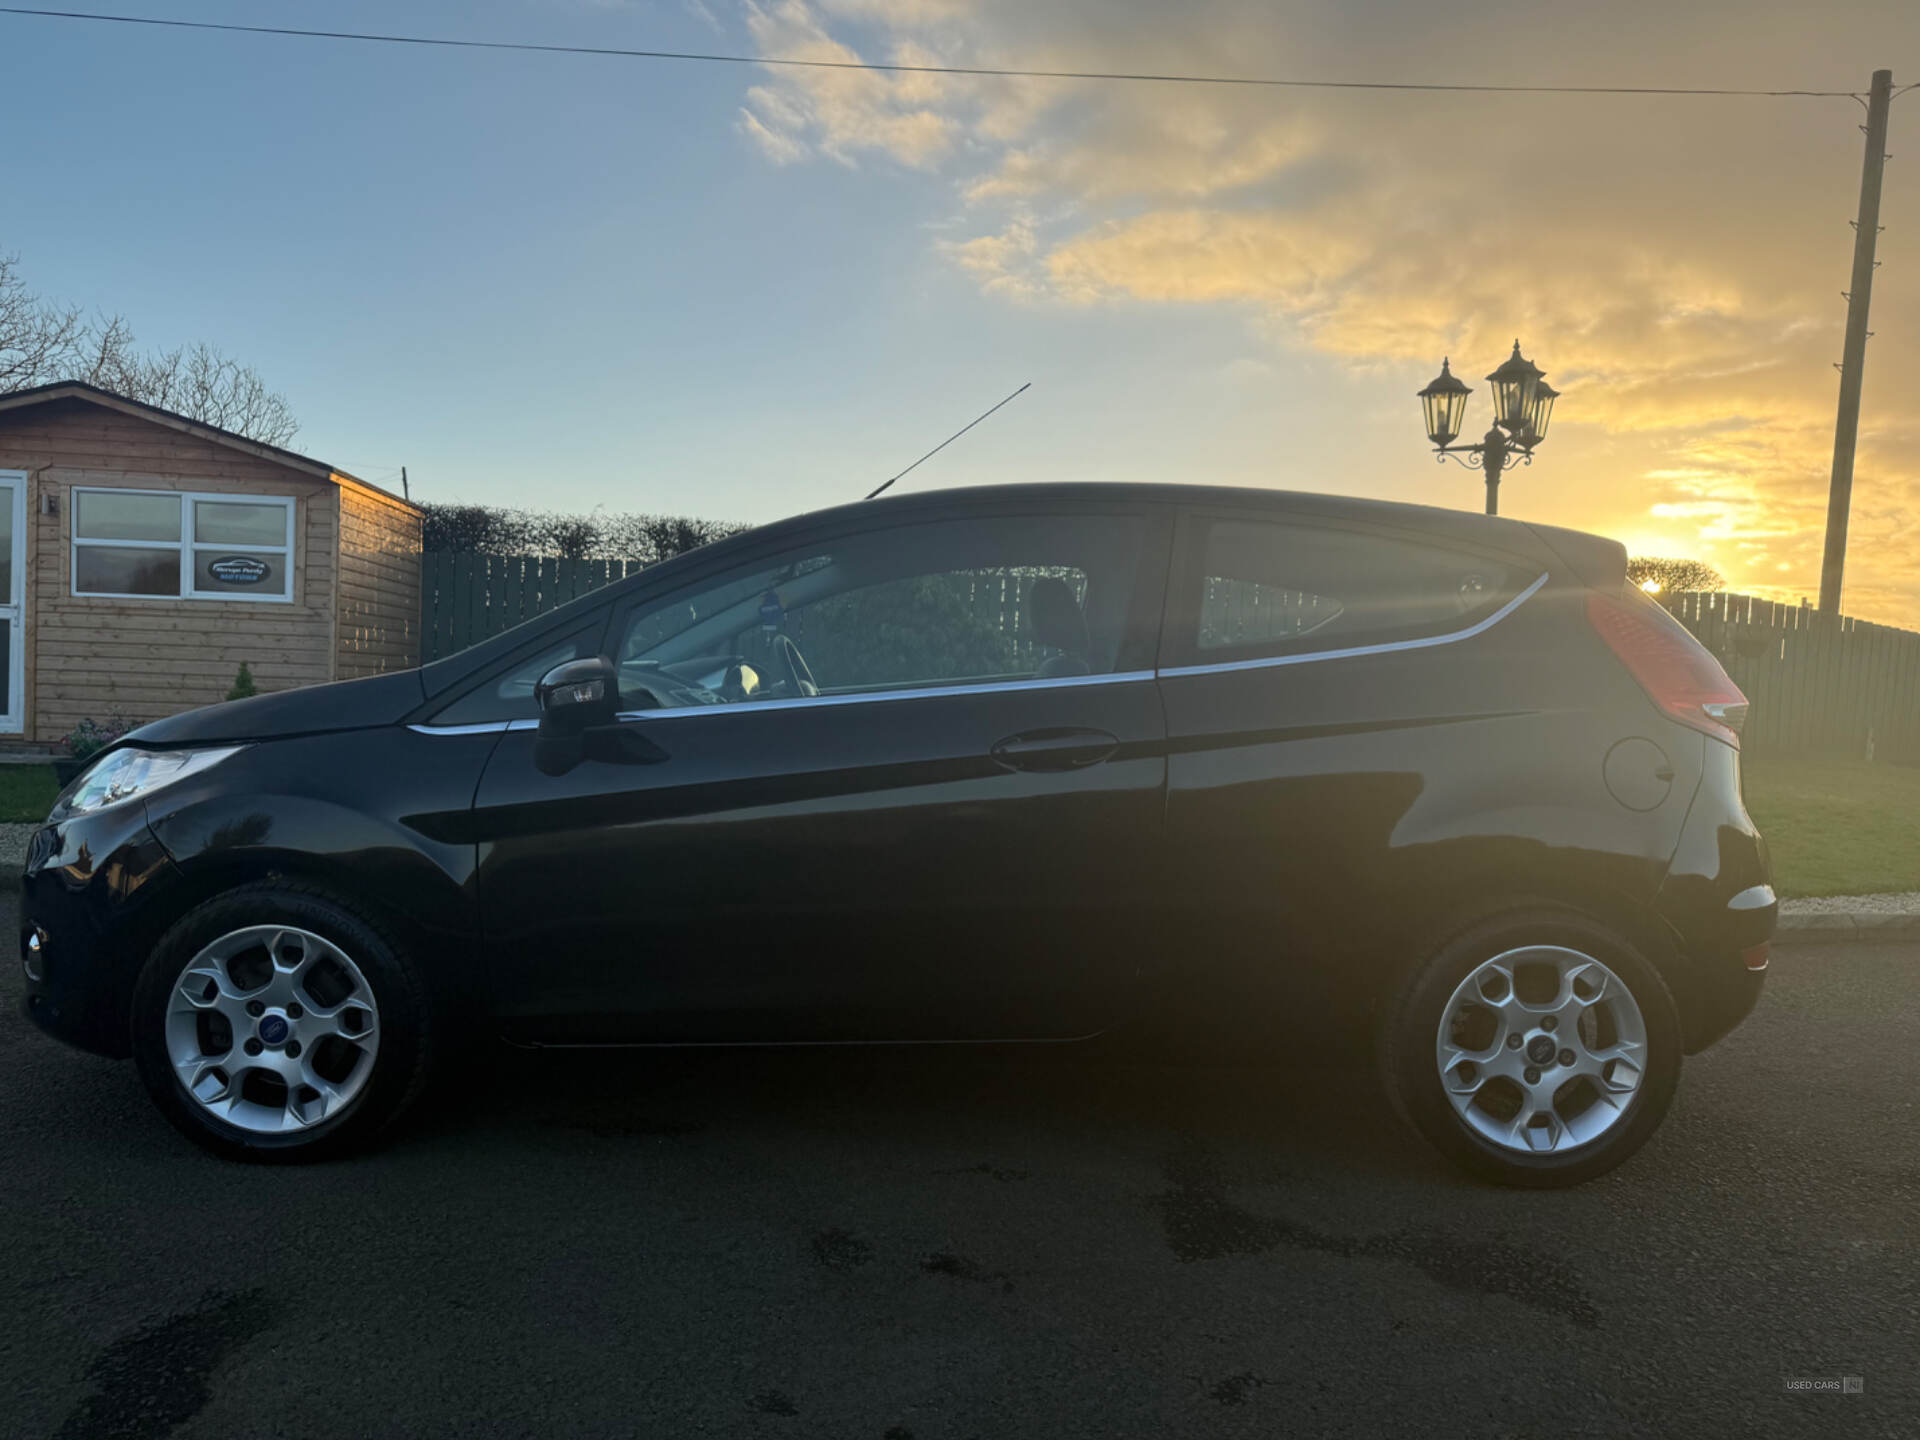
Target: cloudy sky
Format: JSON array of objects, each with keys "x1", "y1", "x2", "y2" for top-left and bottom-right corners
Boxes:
[{"x1": 5, "y1": 1, "x2": 1918, "y2": 620}]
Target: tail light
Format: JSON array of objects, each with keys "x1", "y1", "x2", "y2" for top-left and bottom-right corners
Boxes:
[{"x1": 1586, "y1": 589, "x2": 1749, "y2": 747}]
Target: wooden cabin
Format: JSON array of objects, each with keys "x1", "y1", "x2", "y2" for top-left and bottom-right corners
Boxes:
[{"x1": 0, "y1": 382, "x2": 422, "y2": 747}]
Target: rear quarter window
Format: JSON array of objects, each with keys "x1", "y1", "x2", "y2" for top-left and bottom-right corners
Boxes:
[{"x1": 1181, "y1": 517, "x2": 1528, "y2": 664}]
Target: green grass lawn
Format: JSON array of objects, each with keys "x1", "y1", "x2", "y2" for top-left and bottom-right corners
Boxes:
[
  {"x1": 0, "y1": 765, "x2": 62, "y2": 824},
  {"x1": 1742, "y1": 752, "x2": 1920, "y2": 899},
  {"x1": 0, "y1": 752, "x2": 1908, "y2": 899}
]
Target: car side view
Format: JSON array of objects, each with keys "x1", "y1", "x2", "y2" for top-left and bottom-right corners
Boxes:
[{"x1": 19, "y1": 483, "x2": 1774, "y2": 1185}]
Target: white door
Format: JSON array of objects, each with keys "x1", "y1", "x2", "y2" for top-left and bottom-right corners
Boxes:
[{"x1": 0, "y1": 472, "x2": 24, "y2": 734}]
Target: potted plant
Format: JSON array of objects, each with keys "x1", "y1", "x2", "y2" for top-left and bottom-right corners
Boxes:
[{"x1": 55, "y1": 716, "x2": 131, "y2": 785}]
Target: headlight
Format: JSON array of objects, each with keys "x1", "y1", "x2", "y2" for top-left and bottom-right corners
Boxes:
[{"x1": 59, "y1": 746, "x2": 246, "y2": 817}]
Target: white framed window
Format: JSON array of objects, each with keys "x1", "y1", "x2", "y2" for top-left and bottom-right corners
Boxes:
[{"x1": 71, "y1": 488, "x2": 295, "y2": 603}]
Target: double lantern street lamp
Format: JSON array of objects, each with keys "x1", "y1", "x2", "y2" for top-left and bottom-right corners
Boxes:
[{"x1": 1418, "y1": 342, "x2": 1560, "y2": 516}]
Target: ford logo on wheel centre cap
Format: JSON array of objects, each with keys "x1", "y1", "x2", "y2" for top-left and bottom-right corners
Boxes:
[{"x1": 258, "y1": 1014, "x2": 290, "y2": 1045}]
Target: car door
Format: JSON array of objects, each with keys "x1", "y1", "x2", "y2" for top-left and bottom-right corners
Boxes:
[
  {"x1": 1153, "y1": 505, "x2": 1548, "y2": 1034},
  {"x1": 466, "y1": 499, "x2": 1172, "y2": 1044}
]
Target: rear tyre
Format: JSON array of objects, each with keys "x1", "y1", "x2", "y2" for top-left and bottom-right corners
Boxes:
[
  {"x1": 1381, "y1": 906, "x2": 1681, "y2": 1188},
  {"x1": 131, "y1": 881, "x2": 432, "y2": 1162}
]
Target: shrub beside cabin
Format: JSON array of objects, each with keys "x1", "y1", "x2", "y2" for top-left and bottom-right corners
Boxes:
[{"x1": 0, "y1": 382, "x2": 422, "y2": 747}]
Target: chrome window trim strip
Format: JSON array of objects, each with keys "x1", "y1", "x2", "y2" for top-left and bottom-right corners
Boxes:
[
  {"x1": 616, "y1": 668, "x2": 1156, "y2": 721},
  {"x1": 1157, "y1": 571, "x2": 1551, "y2": 679},
  {"x1": 409, "y1": 670, "x2": 1157, "y2": 733}
]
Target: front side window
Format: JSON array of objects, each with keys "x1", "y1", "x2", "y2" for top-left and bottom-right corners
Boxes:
[
  {"x1": 72, "y1": 488, "x2": 294, "y2": 601},
  {"x1": 1186, "y1": 517, "x2": 1522, "y2": 662},
  {"x1": 611, "y1": 511, "x2": 1148, "y2": 710}
]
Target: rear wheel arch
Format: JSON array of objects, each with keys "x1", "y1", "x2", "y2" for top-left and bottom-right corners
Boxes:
[
  {"x1": 1387, "y1": 877, "x2": 1739, "y2": 1060},
  {"x1": 1362, "y1": 859, "x2": 1683, "y2": 1013}
]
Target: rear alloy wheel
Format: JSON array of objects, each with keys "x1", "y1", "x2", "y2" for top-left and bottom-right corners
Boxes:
[
  {"x1": 1383, "y1": 908, "x2": 1681, "y2": 1187},
  {"x1": 133, "y1": 883, "x2": 432, "y2": 1161}
]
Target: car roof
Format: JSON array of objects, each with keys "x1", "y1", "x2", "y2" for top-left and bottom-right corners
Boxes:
[
  {"x1": 844, "y1": 479, "x2": 1520, "y2": 531},
  {"x1": 776, "y1": 479, "x2": 1582, "y2": 556},
  {"x1": 858, "y1": 481, "x2": 1622, "y2": 587}
]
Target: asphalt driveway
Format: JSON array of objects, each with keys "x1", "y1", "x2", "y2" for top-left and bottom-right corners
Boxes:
[{"x1": 2, "y1": 890, "x2": 1913, "y2": 1438}]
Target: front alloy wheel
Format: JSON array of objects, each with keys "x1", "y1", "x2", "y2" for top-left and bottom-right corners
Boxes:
[
  {"x1": 134, "y1": 882, "x2": 432, "y2": 1161},
  {"x1": 165, "y1": 925, "x2": 382, "y2": 1134}
]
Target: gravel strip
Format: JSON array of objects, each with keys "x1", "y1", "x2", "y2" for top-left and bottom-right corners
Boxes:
[
  {"x1": 0, "y1": 821, "x2": 37, "y2": 872},
  {"x1": 1781, "y1": 891, "x2": 1920, "y2": 915}
]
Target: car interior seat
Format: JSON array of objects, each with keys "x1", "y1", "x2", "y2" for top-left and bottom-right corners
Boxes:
[{"x1": 1029, "y1": 576, "x2": 1092, "y2": 678}]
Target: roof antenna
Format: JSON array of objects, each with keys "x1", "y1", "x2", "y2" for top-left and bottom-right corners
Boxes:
[{"x1": 865, "y1": 381, "x2": 1031, "y2": 500}]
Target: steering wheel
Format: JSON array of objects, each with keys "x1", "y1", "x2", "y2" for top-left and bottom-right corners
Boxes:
[{"x1": 775, "y1": 633, "x2": 819, "y2": 697}]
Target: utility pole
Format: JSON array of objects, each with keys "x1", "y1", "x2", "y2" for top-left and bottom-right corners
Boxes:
[{"x1": 1818, "y1": 68, "x2": 1893, "y2": 617}]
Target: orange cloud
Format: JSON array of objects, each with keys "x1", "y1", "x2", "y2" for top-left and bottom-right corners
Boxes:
[{"x1": 735, "y1": 0, "x2": 1920, "y2": 623}]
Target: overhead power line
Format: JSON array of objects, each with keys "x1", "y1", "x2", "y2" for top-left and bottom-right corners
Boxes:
[{"x1": 0, "y1": 7, "x2": 1870, "y2": 99}]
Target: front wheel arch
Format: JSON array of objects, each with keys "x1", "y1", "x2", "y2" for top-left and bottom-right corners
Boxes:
[{"x1": 138, "y1": 850, "x2": 485, "y2": 1035}]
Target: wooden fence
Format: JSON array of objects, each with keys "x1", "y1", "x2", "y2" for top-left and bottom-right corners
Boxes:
[
  {"x1": 418, "y1": 553, "x2": 648, "y2": 663},
  {"x1": 1666, "y1": 591, "x2": 1920, "y2": 761},
  {"x1": 418, "y1": 554, "x2": 1086, "y2": 672}
]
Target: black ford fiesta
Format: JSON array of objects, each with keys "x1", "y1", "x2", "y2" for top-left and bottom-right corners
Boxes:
[{"x1": 20, "y1": 483, "x2": 1773, "y2": 1184}]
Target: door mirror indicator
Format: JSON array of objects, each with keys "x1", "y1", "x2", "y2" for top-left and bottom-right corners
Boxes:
[
  {"x1": 536, "y1": 656, "x2": 617, "y2": 723},
  {"x1": 534, "y1": 656, "x2": 619, "y2": 774}
]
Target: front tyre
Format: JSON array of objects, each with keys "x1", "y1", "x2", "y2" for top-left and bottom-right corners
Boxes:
[
  {"x1": 132, "y1": 881, "x2": 433, "y2": 1162},
  {"x1": 1381, "y1": 907, "x2": 1682, "y2": 1188}
]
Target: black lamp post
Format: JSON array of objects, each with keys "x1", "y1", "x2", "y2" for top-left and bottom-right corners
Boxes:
[{"x1": 1418, "y1": 341, "x2": 1559, "y2": 515}]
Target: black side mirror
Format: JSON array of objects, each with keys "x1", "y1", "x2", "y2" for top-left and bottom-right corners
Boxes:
[
  {"x1": 534, "y1": 655, "x2": 618, "y2": 774},
  {"x1": 536, "y1": 655, "x2": 618, "y2": 726}
]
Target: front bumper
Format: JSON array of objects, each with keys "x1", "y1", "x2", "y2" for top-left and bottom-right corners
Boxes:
[{"x1": 19, "y1": 801, "x2": 180, "y2": 1059}]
